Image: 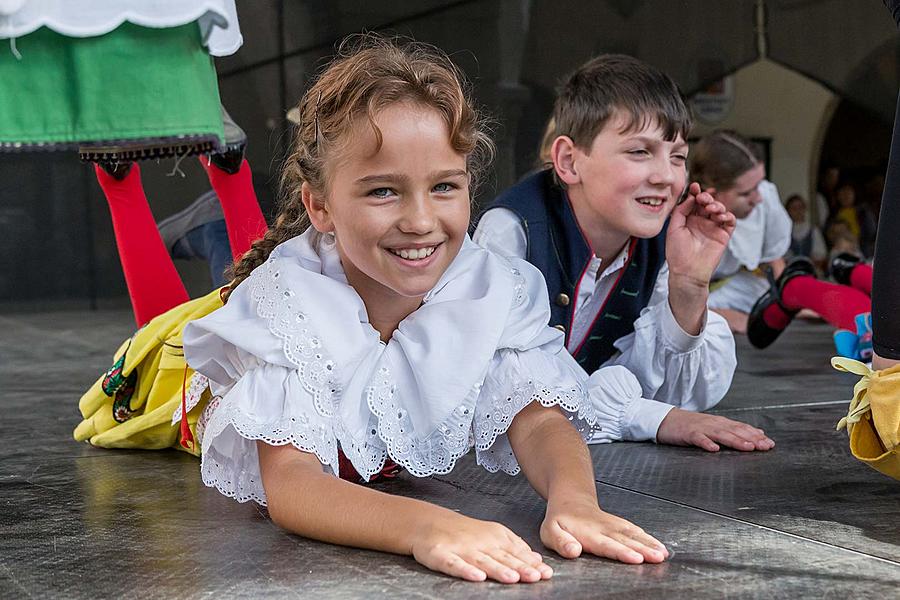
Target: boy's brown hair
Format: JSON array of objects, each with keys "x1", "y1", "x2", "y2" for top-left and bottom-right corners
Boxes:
[{"x1": 552, "y1": 54, "x2": 692, "y2": 151}]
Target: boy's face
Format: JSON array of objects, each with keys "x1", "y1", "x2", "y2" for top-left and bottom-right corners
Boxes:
[{"x1": 564, "y1": 112, "x2": 688, "y2": 240}]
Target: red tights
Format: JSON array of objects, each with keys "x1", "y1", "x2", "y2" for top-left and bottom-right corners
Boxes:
[
  {"x1": 96, "y1": 159, "x2": 268, "y2": 327},
  {"x1": 762, "y1": 275, "x2": 871, "y2": 332}
]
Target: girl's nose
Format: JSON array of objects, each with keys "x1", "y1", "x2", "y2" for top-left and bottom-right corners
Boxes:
[{"x1": 398, "y1": 195, "x2": 437, "y2": 234}]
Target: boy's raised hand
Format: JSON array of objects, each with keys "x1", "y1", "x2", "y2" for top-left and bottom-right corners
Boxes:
[
  {"x1": 656, "y1": 407, "x2": 775, "y2": 452},
  {"x1": 541, "y1": 497, "x2": 669, "y2": 564},
  {"x1": 666, "y1": 182, "x2": 736, "y2": 284}
]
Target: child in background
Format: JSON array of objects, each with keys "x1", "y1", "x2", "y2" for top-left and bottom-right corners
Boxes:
[
  {"x1": 785, "y1": 194, "x2": 827, "y2": 273},
  {"x1": 177, "y1": 36, "x2": 668, "y2": 582},
  {"x1": 690, "y1": 131, "x2": 874, "y2": 361},
  {"x1": 475, "y1": 55, "x2": 773, "y2": 454}
]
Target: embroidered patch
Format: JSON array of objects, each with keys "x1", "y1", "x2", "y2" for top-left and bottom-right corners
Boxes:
[
  {"x1": 112, "y1": 370, "x2": 138, "y2": 423},
  {"x1": 101, "y1": 353, "x2": 128, "y2": 396}
]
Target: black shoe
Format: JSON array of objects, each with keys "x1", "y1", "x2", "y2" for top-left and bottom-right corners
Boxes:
[
  {"x1": 97, "y1": 160, "x2": 133, "y2": 181},
  {"x1": 830, "y1": 252, "x2": 862, "y2": 286},
  {"x1": 206, "y1": 106, "x2": 247, "y2": 174},
  {"x1": 746, "y1": 258, "x2": 817, "y2": 349}
]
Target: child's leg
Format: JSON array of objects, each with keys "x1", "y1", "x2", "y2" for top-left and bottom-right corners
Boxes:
[
  {"x1": 198, "y1": 157, "x2": 268, "y2": 262},
  {"x1": 95, "y1": 163, "x2": 189, "y2": 326},
  {"x1": 762, "y1": 275, "x2": 870, "y2": 331},
  {"x1": 849, "y1": 263, "x2": 873, "y2": 296}
]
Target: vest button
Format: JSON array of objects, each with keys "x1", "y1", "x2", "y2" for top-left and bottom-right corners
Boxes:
[
  {"x1": 553, "y1": 324, "x2": 566, "y2": 333},
  {"x1": 555, "y1": 293, "x2": 570, "y2": 307}
]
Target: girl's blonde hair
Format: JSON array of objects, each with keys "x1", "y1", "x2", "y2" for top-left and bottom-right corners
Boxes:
[{"x1": 226, "y1": 34, "x2": 494, "y2": 299}]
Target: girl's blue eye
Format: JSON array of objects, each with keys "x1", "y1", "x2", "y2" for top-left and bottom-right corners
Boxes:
[
  {"x1": 433, "y1": 182, "x2": 455, "y2": 193},
  {"x1": 370, "y1": 188, "x2": 393, "y2": 198}
]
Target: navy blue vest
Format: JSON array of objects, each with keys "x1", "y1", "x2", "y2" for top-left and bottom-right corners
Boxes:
[{"x1": 483, "y1": 169, "x2": 667, "y2": 373}]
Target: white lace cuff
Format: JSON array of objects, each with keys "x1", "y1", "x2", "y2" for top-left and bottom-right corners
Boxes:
[
  {"x1": 474, "y1": 348, "x2": 598, "y2": 475},
  {"x1": 198, "y1": 363, "x2": 341, "y2": 506}
]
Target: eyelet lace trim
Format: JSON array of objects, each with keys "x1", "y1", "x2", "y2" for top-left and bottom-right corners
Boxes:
[
  {"x1": 365, "y1": 366, "x2": 476, "y2": 478},
  {"x1": 170, "y1": 372, "x2": 210, "y2": 425},
  {"x1": 200, "y1": 253, "x2": 597, "y2": 501},
  {"x1": 476, "y1": 378, "x2": 598, "y2": 475}
]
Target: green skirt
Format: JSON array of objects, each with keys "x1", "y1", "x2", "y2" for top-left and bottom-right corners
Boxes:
[{"x1": 0, "y1": 22, "x2": 224, "y2": 161}]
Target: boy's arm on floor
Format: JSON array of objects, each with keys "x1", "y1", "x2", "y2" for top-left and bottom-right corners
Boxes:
[{"x1": 603, "y1": 265, "x2": 737, "y2": 415}]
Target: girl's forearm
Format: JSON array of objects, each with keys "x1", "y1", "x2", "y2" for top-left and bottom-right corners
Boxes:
[
  {"x1": 256, "y1": 442, "x2": 446, "y2": 554},
  {"x1": 506, "y1": 403, "x2": 598, "y2": 506}
]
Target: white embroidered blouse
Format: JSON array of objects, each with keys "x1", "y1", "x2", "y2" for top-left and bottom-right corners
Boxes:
[{"x1": 183, "y1": 230, "x2": 606, "y2": 506}]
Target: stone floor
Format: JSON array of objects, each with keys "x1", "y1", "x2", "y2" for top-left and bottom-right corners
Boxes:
[{"x1": 1, "y1": 309, "x2": 898, "y2": 598}]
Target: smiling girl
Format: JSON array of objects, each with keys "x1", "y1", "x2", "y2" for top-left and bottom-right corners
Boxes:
[{"x1": 80, "y1": 35, "x2": 671, "y2": 583}]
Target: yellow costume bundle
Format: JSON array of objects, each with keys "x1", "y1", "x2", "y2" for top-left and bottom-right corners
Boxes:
[
  {"x1": 74, "y1": 289, "x2": 225, "y2": 456},
  {"x1": 832, "y1": 357, "x2": 900, "y2": 480}
]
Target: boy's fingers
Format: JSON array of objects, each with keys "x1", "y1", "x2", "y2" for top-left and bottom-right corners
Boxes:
[{"x1": 692, "y1": 432, "x2": 720, "y2": 452}]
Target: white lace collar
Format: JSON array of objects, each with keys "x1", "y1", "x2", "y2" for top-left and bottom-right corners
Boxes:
[{"x1": 235, "y1": 228, "x2": 541, "y2": 479}]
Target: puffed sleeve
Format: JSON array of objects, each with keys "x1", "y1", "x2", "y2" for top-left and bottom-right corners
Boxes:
[
  {"x1": 183, "y1": 273, "x2": 346, "y2": 506},
  {"x1": 471, "y1": 259, "x2": 607, "y2": 474}
]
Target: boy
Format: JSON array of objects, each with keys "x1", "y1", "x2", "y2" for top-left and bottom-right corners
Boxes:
[{"x1": 474, "y1": 55, "x2": 773, "y2": 452}]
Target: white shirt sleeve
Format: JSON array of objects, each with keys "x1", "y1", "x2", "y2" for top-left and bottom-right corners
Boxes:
[
  {"x1": 759, "y1": 181, "x2": 793, "y2": 263},
  {"x1": 603, "y1": 263, "x2": 737, "y2": 439},
  {"x1": 472, "y1": 207, "x2": 528, "y2": 259},
  {"x1": 473, "y1": 207, "x2": 736, "y2": 443}
]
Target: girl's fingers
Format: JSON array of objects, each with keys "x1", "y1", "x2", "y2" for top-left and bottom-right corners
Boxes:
[
  {"x1": 434, "y1": 552, "x2": 487, "y2": 582},
  {"x1": 580, "y1": 535, "x2": 645, "y2": 564},
  {"x1": 614, "y1": 533, "x2": 668, "y2": 563},
  {"x1": 545, "y1": 522, "x2": 582, "y2": 558},
  {"x1": 494, "y1": 550, "x2": 543, "y2": 583},
  {"x1": 471, "y1": 552, "x2": 521, "y2": 584},
  {"x1": 624, "y1": 528, "x2": 669, "y2": 558}
]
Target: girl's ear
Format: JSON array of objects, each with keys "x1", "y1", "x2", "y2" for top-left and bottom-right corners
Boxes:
[
  {"x1": 301, "y1": 182, "x2": 334, "y2": 233},
  {"x1": 551, "y1": 135, "x2": 581, "y2": 186}
]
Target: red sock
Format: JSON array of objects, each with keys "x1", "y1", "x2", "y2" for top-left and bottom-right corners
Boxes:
[
  {"x1": 95, "y1": 164, "x2": 189, "y2": 327},
  {"x1": 199, "y1": 157, "x2": 268, "y2": 262},
  {"x1": 778, "y1": 275, "x2": 871, "y2": 331},
  {"x1": 849, "y1": 263, "x2": 873, "y2": 296}
]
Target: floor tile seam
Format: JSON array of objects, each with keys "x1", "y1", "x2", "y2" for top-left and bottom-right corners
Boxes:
[
  {"x1": 595, "y1": 480, "x2": 900, "y2": 568},
  {"x1": 712, "y1": 399, "x2": 847, "y2": 414},
  {"x1": 0, "y1": 315, "x2": 116, "y2": 352}
]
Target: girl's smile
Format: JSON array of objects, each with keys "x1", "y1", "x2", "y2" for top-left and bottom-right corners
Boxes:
[{"x1": 303, "y1": 101, "x2": 470, "y2": 324}]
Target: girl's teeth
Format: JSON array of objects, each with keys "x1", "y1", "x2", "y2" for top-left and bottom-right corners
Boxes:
[
  {"x1": 395, "y1": 247, "x2": 435, "y2": 260},
  {"x1": 638, "y1": 198, "x2": 663, "y2": 206}
]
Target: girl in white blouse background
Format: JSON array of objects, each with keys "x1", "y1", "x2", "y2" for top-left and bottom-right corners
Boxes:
[{"x1": 182, "y1": 36, "x2": 669, "y2": 584}]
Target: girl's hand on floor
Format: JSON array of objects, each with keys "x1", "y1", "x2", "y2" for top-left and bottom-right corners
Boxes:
[
  {"x1": 656, "y1": 408, "x2": 775, "y2": 452},
  {"x1": 541, "y1": 498, "x2": 668, "y2": 564},
  {"x1": 410, "y1": 512, "x2": 553, "y2": 583}
]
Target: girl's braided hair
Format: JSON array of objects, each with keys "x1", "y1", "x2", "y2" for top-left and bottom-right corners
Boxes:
[{"x1": 224, "y1": 34, "x2": 494, "y2": 301}]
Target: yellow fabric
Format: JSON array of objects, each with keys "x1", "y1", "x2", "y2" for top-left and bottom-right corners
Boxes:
[
  {"x1": 74, "y1": 288, "x2": 225, "y2": 456},
  {"x1": 835, "y1": 207, "x2": 861, "y2": 238},
  {"x1": 832, "y1": 357, "x2": 900, "y2": 480}
]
